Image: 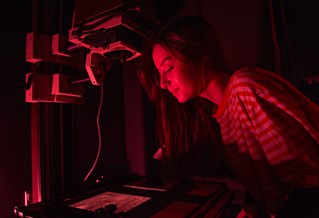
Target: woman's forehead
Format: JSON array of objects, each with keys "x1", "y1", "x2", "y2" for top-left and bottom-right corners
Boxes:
[{"x1": 152, "y1": 44, "x2": 174, "y2": 70}]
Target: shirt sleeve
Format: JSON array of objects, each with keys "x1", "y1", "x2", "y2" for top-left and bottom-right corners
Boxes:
[{"x1": 238, "y1": 67, "x2": 319, "y2": 184}]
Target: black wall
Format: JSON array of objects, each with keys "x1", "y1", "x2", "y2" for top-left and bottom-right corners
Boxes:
[{"x1": 0, "y1": 1, "x2": 32, "y2": 218}]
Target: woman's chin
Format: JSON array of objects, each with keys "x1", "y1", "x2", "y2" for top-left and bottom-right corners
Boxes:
[{"x1": 175, "y1": 95, "x2": 188, "y2": 103}]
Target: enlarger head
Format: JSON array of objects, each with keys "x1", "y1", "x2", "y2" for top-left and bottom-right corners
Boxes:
[{"x1": 69, "y1": 0, "x2": 155, "y2": 85}]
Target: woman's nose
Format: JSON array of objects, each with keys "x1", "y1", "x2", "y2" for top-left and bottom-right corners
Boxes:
[{"x1": 160, "y1": 74, "x2": 170, "y2": 89}]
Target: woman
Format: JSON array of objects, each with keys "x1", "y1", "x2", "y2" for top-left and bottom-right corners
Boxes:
[{"x1": 139, "y1": 16, "x2": 319, "y2": 217}]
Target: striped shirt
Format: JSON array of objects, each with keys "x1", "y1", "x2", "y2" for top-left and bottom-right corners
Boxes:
[{"x1": 213, "y1": 66, "x2": 319, "y2": 214}]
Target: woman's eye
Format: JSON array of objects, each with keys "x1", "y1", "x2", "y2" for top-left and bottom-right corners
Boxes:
[{"x1": 165, "y1": 66, "x2": 174, "y2": 74}]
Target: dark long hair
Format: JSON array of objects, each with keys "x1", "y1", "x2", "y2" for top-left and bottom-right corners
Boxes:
[{"x1": 139, "y1": 16, "x2": 231, "y2": 183}]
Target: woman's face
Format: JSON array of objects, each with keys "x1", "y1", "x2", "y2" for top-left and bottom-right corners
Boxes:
[{"x1": 152, "y1": 44, "x2": 197, "y2": 103}]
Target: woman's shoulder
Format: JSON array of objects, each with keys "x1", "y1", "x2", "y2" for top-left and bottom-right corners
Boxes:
[
  {"x1": 230, "y1": 66, "x2": 279, "y2": 87},
  {"x1": 233, "y1": 66, "x2": 268, "y2": 78},
  {"x1": 229, "y1": 66, "x2": 258, "y2": 87}
]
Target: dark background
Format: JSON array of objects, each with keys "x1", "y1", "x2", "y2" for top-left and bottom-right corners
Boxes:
[
  {"x1": 1, "y1": 0, "x2": 318, "y2": 218},
  {"x1": 0, "y1": 0, "x2": 32, "y2": 217}
]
